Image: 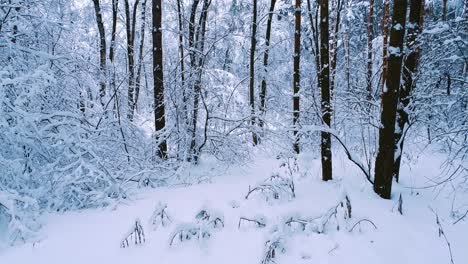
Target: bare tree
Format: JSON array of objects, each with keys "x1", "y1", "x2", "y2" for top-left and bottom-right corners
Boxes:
[
  {"x1": 319, "y1": 0, "x2": 332, "y2": 181},
  {"x1": 153, "y1": 0, "x2": 167, "y2": 159},
  {"x1": 259, "y1": 0, "x2": 277, "y2": 129},
  {"x1": 249, "y1": 0, "x2": 259, "y2": 145},
  {"x1": 91, "y1": 0, "x2": 107, "y2": 100},
  {"x1": 134, "y1": 0, "x2": 148, "y2": 112},
  {"x1": 366, "y1": 0, "x2": 374, "y2": 104},
  {"x1": 374, "y1": 0, "x2": 407, "y2": 199},
  {"x1": 188, "y1": 0, "x2": 211, "y2": 163},
  {"x1": 381, "y1": 0, "x2": 390, "y2": 88},
  {"x1": 394, "y1": 0, "x2": 425, "y2": 182},
  {"x1": 293, "y1": 0, "x2": 301, "y2": 154},
  {"x1": 125, "y1": 0, "x2": 139, "y2": 120}
]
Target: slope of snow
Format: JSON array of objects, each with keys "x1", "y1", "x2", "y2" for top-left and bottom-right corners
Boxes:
[{"x1": 0, "y1": 153, "x2": 467, "y2": 264}]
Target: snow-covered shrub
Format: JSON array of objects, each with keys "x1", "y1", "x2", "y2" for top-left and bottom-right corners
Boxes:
[
  {"x1": 0, "y1": 190, "x2": 40, "y2": 247},
  {"x1": 168, "y1": 208, "x2": 224, "y2": 246},
  {"x1": 245, "y1": 173, "x2": 295, "y2": 201},
  {"x1": 195, "y1": 208, "x2": 224, "y2": 229},
  {"x1": 283, "y1": 196, "x2": 352, "y2": 234},
  {"x1": 120, "y1": 219, "x2": 146, "y2": 248},
  {"x1": 261, "y1": 235, "x2": 286, "y2": 264},
  {"x1": 169, "y1": 223, "x2": 212, "y2": 246},
  {"x1": 149, "y1": 203, "x2": 172, "y2": 229}
]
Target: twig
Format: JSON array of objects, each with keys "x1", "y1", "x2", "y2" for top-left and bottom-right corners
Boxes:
[
  {"x1": 349, "y1": 219, "x2": 378, "y2": 232},
  {"x1": 453, "y1": 209, "x2": 468, "y2": 225}
]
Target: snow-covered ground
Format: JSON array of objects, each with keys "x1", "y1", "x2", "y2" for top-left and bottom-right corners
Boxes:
[{"x1": 1, "y1": 152, "x2": 467, "y2": 264}]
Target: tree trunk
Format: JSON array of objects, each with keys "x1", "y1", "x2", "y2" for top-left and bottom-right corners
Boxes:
[
  {"x1": 373, "y1": 0, "x2": 407, "y2": 199},
  {"x1": 382, "y1": 0, "x2": 389, "y2": 88},
  {"x1": 259, "y1": 0, "x2": 277, "y2": 129},
  {"x1": 188, "y1": 0, "x2": 211, "y2": 163},
  {"x1": 92, "y1": 0, "x2": 107, "y2": 100},
  {"x1": 125, "y1": 0, "x2": 139, "y2": 121},
  {"x1": 366, "y1": 0, "x2": 374, "y2": 104},
  {"x1": 134, "y1": 0, "x2": 148, "y2": 113},
  {"x1": 109, "y1": 0, "x2": 119, "y2": 63},
  {"x1": 153, "y1": 0, "x2": 167, "y2": 159},
  {"x1": 442, "y1": 0, "x2": 447, "y2": 21},
  {"x1": 176, "y1": 0, "x2": 188, "y2": 122},
  {"x1": 329, "y1": 0, "x2": 342, "y2": 96},
  {"x1": 292, "y1": 0, "x2": 301, "y2": 154},
  {"x1": 320, "y1": 0, "x2": 332, "y2": 181},
  {"x1": 249, "y1": 0, "x2": 258, "y2": 145},
  {"x1": 394, "y1": 0, "x2": 425, "y2": 182}
]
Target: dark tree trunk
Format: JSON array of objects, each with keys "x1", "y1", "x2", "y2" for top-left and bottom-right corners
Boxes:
[
  {"x1": 249, "y1": 0, "x2": 258, "y2": 145},
  {"x1": 259, "y1": 0, "x2": 277, "y2": 129},
  {"x1": 442, "y1": 0, "x2": 447, "y2": 21},
  {"x1": 320, "y1": 0, "x2": 332, "y2": 181},
  {"x1": 153, "y1": 0, "x2": 167, "y2": 159},
  {"x1": 394, "y1": 0, "x2": 425, "y2": 182},
  {"x1": 134, "y1": 0, "x2": 148, "y2": 112},
  {"x1": 373, "y1": 0, "x2": 407, "y2": 199},
  {"x1": 292, "y1": 0, "x2": 301, "y2": 154},
  {"x1": 329, "y1": 0, "x2": 342, "y2": 96},
  {"x1": 92, "y1": 0, "x2": 107, "y2": 100},
  {"x1": 382, "y1": 0, "x2": 389, "y2": 88},
  {"x1": 176, "y1": 0, "x2": 188, "y2": 122},
  {"x1": 125, "y1": 0, "x2": 139, "y2": 120},
  {"x1": 109, "y1": 0, "x2": 119, "y2": 63},
  {"x1": 366, "y1": 0, "x2": 374, "y2": 104},
  {"x1": 188, "y1": 0, "x2": 211, "y2": 163}
]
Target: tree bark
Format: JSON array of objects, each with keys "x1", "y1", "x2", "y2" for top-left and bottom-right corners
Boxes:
[
  {"x1": 92, "y1": 0, "x2": 107, "y2": 100},
  {"x1": 329, "y1": 0, "x2": 342, "y2": 96},
  {"x1": 382, "y1": 0, "x2": 389, "y2": 88},
  {"x1": 153, "y1": 0, "x2": 167, "y2": 159},
  {"x1": 373, "y1": 0, "x2": 407, "y2": 199},
  {"x1": 176, "y1": 0, "x2": 188, "y2": 122},
  {"x1": 320, "y1": 0, "x2": 332, "y2": 181},
  {"x1": 249, "y1": 0, "x2": 258, "y2": 145},
  {"x1": 366, "y1": 0, "x2": 374, "y2": 104},
  {"x1": 442, "y1": 0, "x2": 447, "y2": 21},
  {"x1": 134, "y1": 0, "x2": 148, "y2": 112},
  {"x1": 188, "y1": 0, "x2": 211, "y2": 163},
  {"x1": 259, "y1": 0, "x2": 277, "y2": 129},
  {"x1": 292, "y1": 0, "x2": 301, "y2": 154},
  {"x1": 109, "y1": 0, "x2": 119, "y2": 63},
  {"x1": 125, "y1": 0, "x2": 139, "y2": 120},
  {"x1": 394, "y1": 0, "x2": 425, "y2": 182}
]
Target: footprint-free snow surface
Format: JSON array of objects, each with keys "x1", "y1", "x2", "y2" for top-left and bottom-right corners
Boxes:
[{"x1": 1, "y1": 153, "x2": 467, "y2": 264}]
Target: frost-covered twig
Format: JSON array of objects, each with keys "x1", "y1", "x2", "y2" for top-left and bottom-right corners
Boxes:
[
  {"x1": 149, "y1": 203, "x2": 172, "y2": 229},
  {"x1": 238, "y1": 216, "x2": 266, "y2": 229},
  {"x1": 120, "y1": 219, "x2": 145, "y2": 248},
  {"x1": 430, "y1": 209, "x2": 455, "y2": 264}
]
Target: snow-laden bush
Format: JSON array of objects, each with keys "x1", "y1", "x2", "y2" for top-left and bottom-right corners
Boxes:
[
  {"x1": 0, "y1": 190, "x2": 40, "y2": 247},
  {"x1": 149, "y1": 202, "x2": 172, "y2": 229},
  {"x1": 120, "y1": 219, "x2": 146, "y2": 248},
  {"x1": 245, "y1": 173, "x2": 295, "y2": 201},
  {"x1": 169, "y1": 207, "x2": 224, "y2": 246}
]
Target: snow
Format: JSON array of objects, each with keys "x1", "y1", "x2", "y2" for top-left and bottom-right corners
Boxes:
[{"x1": 1, "y1": 153, "x2": 467, "y2": 264}]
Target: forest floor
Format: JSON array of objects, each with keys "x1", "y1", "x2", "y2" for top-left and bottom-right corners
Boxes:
[{"x1": 1, "y1": 150, "x2": 467, "y2": 264}]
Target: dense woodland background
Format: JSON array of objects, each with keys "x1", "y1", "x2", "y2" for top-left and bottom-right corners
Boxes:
[{"x1": 0, "y1": 0, "x2": 467, "y2": 246}]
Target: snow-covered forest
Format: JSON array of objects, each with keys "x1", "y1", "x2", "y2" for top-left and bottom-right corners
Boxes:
[{"x1": 0, "y1": 0, "x2": 467, "y2": 263}]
